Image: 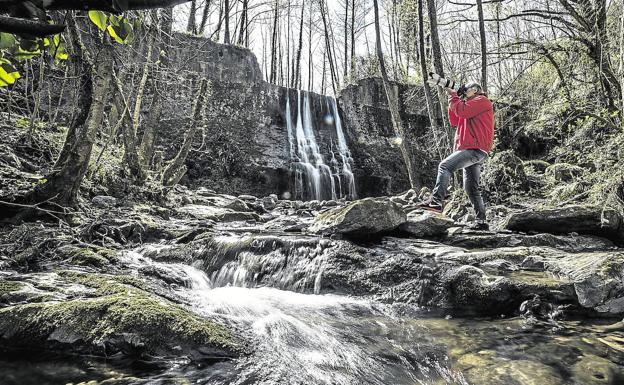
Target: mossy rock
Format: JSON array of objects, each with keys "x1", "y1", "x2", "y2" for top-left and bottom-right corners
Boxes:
[
  {"x1": 60, "y1": 245, "x2": 118, "y2": 268},
  {"x1": 0, "y1": 280, "x2": 25, "y2": 304},
  {"x1": 0, "y1": 272, "x2": 241, "y2": 360},
  {"x1": 545, "y1": 163, "x2": 585, "y2": 182}
]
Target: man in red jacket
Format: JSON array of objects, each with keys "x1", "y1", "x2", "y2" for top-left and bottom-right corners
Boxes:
[{"x1": 418, "y1": 82, "x2": 494, "y2": 230}]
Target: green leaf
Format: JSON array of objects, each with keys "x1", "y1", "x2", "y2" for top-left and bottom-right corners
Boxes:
[
  {"x1": 0, "y1": 33, "x2": 17, "y2": 50},
  {"x1": 0, "y1": 58, "x2": 20, "y2": 86},
  {"x1": 15, "y1": 46, "x2": 40, "y2": 60},
  {"x1": 108, "y1": 15, "x2": 122, "y2": 27},
  {"x1": 107, "y1": 20, "x2": 134, "y2": 44},
  {"x1": 47, "y1": 33, "x2": 68, "y2": 61},
  {"x1": 88, "y1": 10, "x2": 109, "y2": 31}
]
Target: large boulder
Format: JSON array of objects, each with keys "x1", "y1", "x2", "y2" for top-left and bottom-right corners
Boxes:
[
  {"x1": 400, "y1": 210, "x2": 455, "y2": 237},
  {"x1": 177, "y1": 204, "x2": 261, "y2": 222},
  {"x1": 543, "y1": 251, "x2": 624, "y2": 314},
  {"x1": 0, "y1": 272, "x2": 240, "y2": 360},
  {"x1": 309, "y1": 198, "x2": 406, "y2": 235},
  {"x1": 503, "y1": 205, "x2": 623, "y2": 241}
]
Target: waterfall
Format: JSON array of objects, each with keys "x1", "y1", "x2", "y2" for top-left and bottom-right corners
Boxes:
[
  {"x1": 329, "y1": 96, "x2": 357, "y2": 200},
  {"x1": 286, "y1": 89, "x2": 356, "y2": 201}
]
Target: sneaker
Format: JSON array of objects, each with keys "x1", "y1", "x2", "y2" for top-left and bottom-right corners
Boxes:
[
  {"x1": 468, "y1": 221, "x2": 489, "y2": 231},
  {"x1": 416, "y1": 200, "x2": 443, "y2": 214}
]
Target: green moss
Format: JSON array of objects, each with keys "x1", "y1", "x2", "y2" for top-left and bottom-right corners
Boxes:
[
  {"x1": 67, "y1": 249, "x2": 109, "y2": 268},
  {"x1": 0, "y1": 280, "x2": 25, "y2": 297},
  {"x1": 63, "y1": 246, "x2": 118, "y2": 268},
  {"x1": 57, "y1": 270, "x2": 148, "y2": 295},
  {"x1": 0, "y1": 271, "x2": 240, "y2": 356}
]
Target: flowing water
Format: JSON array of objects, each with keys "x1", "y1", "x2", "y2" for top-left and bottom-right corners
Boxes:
[
  {"x1": 286, "y1": 90, "x2": 356, "y2": 201},
  {"x1": 4, "y1": 244, "x2": 624, "y2": 385}
]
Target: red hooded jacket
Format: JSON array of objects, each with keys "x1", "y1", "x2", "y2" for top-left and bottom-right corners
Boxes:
[{"x1": 448, "y1": 91, "x2": 494, "y2": 153}]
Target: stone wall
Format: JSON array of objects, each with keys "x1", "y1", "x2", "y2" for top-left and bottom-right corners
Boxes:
[
  {"x1": 154, "y1": 34, "x2": 435, "y2": 198},
  {"x1": 339, "y1": 78, "x2": 436, "y2": 196}
]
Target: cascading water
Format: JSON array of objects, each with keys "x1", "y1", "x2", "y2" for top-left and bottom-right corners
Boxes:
[
  {"x1": 118, "y1": 248, "x2": 469, "y2": 385},
  {"x1": 286, "y1": 89, "x2": 356, "y2": 201},
  {"x1": 329, "y1": 96, "x2": 357, "y2": 200}
]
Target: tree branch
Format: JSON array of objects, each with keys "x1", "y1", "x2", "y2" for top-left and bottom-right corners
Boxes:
[{"x1": 0, "y1": 15, "x2": 65, "y2": 37}]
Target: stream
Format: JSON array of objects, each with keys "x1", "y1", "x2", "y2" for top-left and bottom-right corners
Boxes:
[{"x1": 3, "y1": 242, "x2": 624, "y2": 385}]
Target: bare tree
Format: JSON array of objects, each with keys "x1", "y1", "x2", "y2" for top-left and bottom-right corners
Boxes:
[
  {"x1": 224, "y1": 0, "x2": 230, "y2": 43},
  {"x1": 292, "y1": 0, "x2": 306, "y2": 88},
  {"x1": 373, "y1": 0, "x2": 418, "y2": 188},
  {"x1": 476, "y1": 0, "x2": 487, "y2": 93},
  {"x1": 162, "y1": 79, "x2": 209, "y2": 186},
  {"x1": 186, "y1": 0, "x2": 197, "y2": 33}
]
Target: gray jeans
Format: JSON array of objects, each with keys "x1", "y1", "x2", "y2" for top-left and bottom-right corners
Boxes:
[{"x1": 431, "y1": 149, "x2": 488, "y2": 221}]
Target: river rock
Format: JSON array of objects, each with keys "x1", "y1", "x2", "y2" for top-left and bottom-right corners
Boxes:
[
  {"x1": 571, "y1": 354, "x2": 620, "y2": 385},
  {"x1": 465, "y1": 359, "x2": 564, "y2": 385},
  {"x1": 177, "y1": 204, "x2": 261, "y2": 222},
  {"x1": 262, "y1": 196, "x2": 277, "y2": 210},
  {"x1": 446, "y1": 231, "x2": 615, "y2": 252},
  {"x1": 309, "y1": 198, "x2": 406, "y2": 235},
  {"x1": 542, "y1": 251, "x2": 624, "y2": 314},
  {"x1": 400, "y1": 210, "x2": 455, "y2": 237},
  {"x1": 503, "y1": 205, "x2": 623, "y2": 241},
  {"x1": 0, "y1": 272, "x2": 240, "y2": 360}
]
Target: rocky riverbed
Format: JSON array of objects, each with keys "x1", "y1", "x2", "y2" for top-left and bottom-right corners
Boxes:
[{"x1": 1, "y1": 186, "x2": 624, "y2": 385}]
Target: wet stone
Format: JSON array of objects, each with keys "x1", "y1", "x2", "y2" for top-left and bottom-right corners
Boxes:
[
  {"x1": 571, "y1": 355, "x2": 622, "y2": 385},
  {"x1": 309, "y1": 198, "x2": 406, "y2": 236},
  {"x1": 465, "y1": 360, "x2": 565, "y2": 385},
  {"x1": 399, "y1": 210, "x2": 455, "y2": 238}
]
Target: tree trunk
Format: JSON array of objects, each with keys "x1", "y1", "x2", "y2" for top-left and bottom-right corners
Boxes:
[
  {"x1": 213, "y1": 1, "x2": 223, "y2": 41},
  {"x1": 292, "y1": 0, "x2": 305, "y2": 88},
  {"x1": 319, "y1": 0, "x2": 338, "y2": 94},
  {"x1": 350, "y1": 0, "x2": 355, "y2": 75},
  {"x1": 186, "y1": 0, "x2": 196, "y2": 33},
  {"x1": 417, "y1": 0, "x2": 443, "y2": 158},
  {"x1": 54, "y1": 13, "x2": 92, "y2": 170},
  {"x1": 426, "y1": 0, "x2": 452, "y2": 151},
  {"x1": 198, "y1": 0, "x2": 211, "y2": 34},
  {"x1": 343, "y1": 0, "x2": 348, "y2": 79},
  {"x1": 224, "y1": 0, "x2": 230, "y2": 44},
  {"x1": 476, "y1": 0, "x2": 487, "y2": 94},
  {"x1": 237, "y1": 0, "x2": 248, "y2": 46},
  {"x1": 31, "y1": 44, "x2": 114, "y2": 206},
  {"x1": 373, "y1": 0, "x2": 417, "y2": 188},
  {"x1": 162, "y1": 79, "x2": 209, "y2": 186},
  {"x1": 139, "y1": 7, "x2": 172, "y2": 168},
  {"x1": 113, "y1": 71, "x2": 145, "y2": 181},
  {"x1": 307, "y1": 0, "x2": 313, "y2": 90},
  {"x1": 270, "y1": 0, "x2": 278, "y2": 84}
]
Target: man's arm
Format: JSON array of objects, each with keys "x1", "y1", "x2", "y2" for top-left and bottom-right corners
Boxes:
[
  {"x1": 448, "y1": 106, "x2": 459, "y2": 126},
  {"x1": 448, "y1": 91, "x2": 491, "y2": 119}
]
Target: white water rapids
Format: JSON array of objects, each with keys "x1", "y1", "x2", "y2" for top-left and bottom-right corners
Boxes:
[{"x1": 121, "y1": 249, "x2": 468, "y2": 385}]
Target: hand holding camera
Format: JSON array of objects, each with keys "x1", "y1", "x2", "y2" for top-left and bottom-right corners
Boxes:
[{"x1": 427, "y1": 72, "x2": 468, "y2": 97}]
